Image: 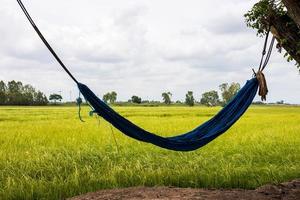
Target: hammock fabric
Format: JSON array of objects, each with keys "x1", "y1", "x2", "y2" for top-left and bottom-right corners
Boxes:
[
  {"x1": 16, "y1": 0, "x2": 274, "y2": 151},
  {"x1": 78, "y1": 78, "x2": 258, "y2": 151}
]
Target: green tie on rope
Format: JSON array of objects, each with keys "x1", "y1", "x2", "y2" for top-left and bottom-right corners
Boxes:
[{"x1": 76, "y1": 93, "x2": 85, "y2": 122}]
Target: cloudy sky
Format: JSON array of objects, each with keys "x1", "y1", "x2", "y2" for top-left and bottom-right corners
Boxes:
[{"x1": 1, "y1": 0, "x2": 299, "y2": 103}]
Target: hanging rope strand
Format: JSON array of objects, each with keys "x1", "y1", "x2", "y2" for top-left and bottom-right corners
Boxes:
[
  {"x1": 258, "y1": 26, "x2": 271, "y2": 71},
  {"x1": 16, "y1": 0, "x2": 79, "y2": 84},
  {"x1": 255, "y1": 3, "x2": 276, "y2": 102},
  {"x1": 261, "y1": 36, "x2": 275, "y2": 72},
  {"x1": 258, "y1": 0, "x2": 276, "y2": 72}
]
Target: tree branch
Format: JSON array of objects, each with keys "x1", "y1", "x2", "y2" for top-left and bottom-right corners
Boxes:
[
  {"x1": 270, "y1": 13, "x2": 300, "y2": 66},
  {"x1": 282, "y1": 0, "x2": 300, "y2": 28}
]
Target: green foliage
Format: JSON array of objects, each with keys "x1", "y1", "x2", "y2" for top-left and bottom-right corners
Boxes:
[
  {"x1": 103, "y1": 93, "x2": 110, "y2": 103},
  {"x1": 49, "y1": 94, "x2": 63, "y2": 104},
  {"x1": 0, "y1": 80, "x2": 48, "y2": 105},
  {"x1": 219, "y1": 82, "x2": 241, "y2": 105},
  {"x1": 103, "y1": 91, "x2": 117, "y2": 104},
  {"x1": 244, "y1": 0, "x2": 285, "y2": 36},
  {"x1": 185, "y1": 91, "x2": 195, "y2": 106},
  {"x1": 110, "y1": 91, "x2": 117, "y2": 104},
  {"x1": 7, "y1": 80, "x2": 23, "y2": 105},
  {"x1": 200, "y1": 90, "x2": 219, "y2": 106},
  {"x1": 162, "y1": 92, "x2": 172, "y2": 105},
  {"x1": 244, "y1": 0, "x2": 300, "y2": 69},
  {"x1": 131, "y1": 95, "x2": 142, "y2": 104},
  {"x1": 0, "y1": 81, "x2": 7, "y2": 105},
  {"x1": 0, "y1": 106, "x2": 299, "y2": 199},
  {"x1": 35, "y1": 91, "x2": 48, "y2": 105},
  {"x1": 276, "y1": 100, "x2": 284, "y2": 104}
]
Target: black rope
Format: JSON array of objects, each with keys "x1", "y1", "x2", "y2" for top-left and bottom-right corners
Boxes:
[
  {"x1": 257, "y1": 0, "x2": 276, "y2": 73},
  {"x1": 256, "y1": 24, "x2": 276, "y2": 73},
  {"x1": 261, "y1": 36, "x2": 275, "y2": 72},
  {"x1": 258, "y1": 26, "x2": 271, "y2": 71},
  {"x1": 257, "y1": 30, "x2": 275, "y2": 73},
  {"x1": 16, "y1": 0, "x2": 79, "y2": 84}
]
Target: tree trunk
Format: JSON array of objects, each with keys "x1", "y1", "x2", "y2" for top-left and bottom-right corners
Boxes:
[{"x1": 282, "y1": 0, "x2": 300, "y2": 28}]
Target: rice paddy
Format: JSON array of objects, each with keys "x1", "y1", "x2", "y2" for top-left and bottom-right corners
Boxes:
[{"x1": 0, "y1": 105, "x2": 299, "y2": 200}]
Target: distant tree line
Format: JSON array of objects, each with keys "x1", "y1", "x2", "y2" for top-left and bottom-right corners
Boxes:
[
  {"x1": 102, "y1": 82, "x2": 241, "y2": 107},
  {"x1": 0, "y1": 80, "x2": 48, "y2": 105},
  {"x1": 0, "y1": 80, "x2": 290, "y2": 107},
  {"x1": 162, "y1": 82, "x2": 240, "y2": 107},
  {"x1": 184, "y1": 82, "x2": 240, "y2": 107}
]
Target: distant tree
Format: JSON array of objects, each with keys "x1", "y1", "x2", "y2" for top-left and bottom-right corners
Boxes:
[
  {"x1": 49, "y1": 94, "x2": 62, "y2": 104},
  {"x1": 103, "y1": 91, "x2": 117, "y2": 104},
  {"x1": 103, "y1": 93, "x2": 110, "y2": 103},
  {"x1": 276, "y1": 100, "x2": 284, "y2": 104},
  {"x1": 7, "y1": 80, "x2": 23, "y2": 105},
  {"x1": 110, "y1": 91, "x2": 117, "y2": 104},
  {"x1": 0, "y1": 80, "x2": 48, "y2": 105},
  {"x1": 131, "y1": 95, "x2": 142, "y2": 104},
  {"x1": 219, "y1": 82, "x2": 240, "y2": 105},
  {"x1": 162, "y1": 92, "x2": 172, "y2": 105},
  {"x1": 22, "y1": 84, "x2": 35, "y2": 105},
  {"x1": 22, "y1": 85, "x2": 48, "y2": 105},
  {"x1": 0, "y1": 81, "x2": 7, "y2": 105},
  {"x1": 185, "y1": 91, "x2": 195, "y2": 106},
  {"x1": 34, "y1": 91, "x2": 48, "y2": 105},
  {"x1": 200, "y1": 90, "x2": 219, "y2": 106},
  {"x1": 175, "y1": 100, "x2": 182, "y2": 104}
]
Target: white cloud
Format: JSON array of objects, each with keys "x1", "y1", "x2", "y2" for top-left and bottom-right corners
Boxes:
[{"x1": 0, "y1": 0, "x2": 299, "y2": 103}]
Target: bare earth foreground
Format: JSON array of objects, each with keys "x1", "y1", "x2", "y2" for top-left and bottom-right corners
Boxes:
[{"x1": 69, "y1": 179, "x2": 300, "y2": 200}]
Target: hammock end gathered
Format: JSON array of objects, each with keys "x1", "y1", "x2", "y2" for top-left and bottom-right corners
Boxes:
[{"x1": 255, "y1": 70, "x2": 268, "y2": 101}]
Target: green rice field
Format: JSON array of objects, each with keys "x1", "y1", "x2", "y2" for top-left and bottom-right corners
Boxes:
[{"x1": 0, "y1": 106, "x2": 299, "y2": 200}]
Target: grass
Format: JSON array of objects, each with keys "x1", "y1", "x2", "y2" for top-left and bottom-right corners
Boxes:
[{"x1": 0, "y1": 105, "x2": 299, "y2": 200}]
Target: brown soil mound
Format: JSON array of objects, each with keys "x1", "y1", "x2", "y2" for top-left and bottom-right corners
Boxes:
[{"x1": 69, "y1": 179, "x2": 300, "y2": 200}]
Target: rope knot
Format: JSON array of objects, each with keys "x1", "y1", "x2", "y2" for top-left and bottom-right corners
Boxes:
[{"x1": 256, "y1": 71, "x2": 268, "y2": 101}]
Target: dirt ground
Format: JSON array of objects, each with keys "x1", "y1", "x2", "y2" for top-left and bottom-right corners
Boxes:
[{"x1": 69, "y1": 179, "x2": 300, "y2": 200}]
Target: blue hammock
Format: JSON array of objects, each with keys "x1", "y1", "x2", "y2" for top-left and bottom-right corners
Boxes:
[
  {"x1": 17, "y1": 0, "x2": 272, "y2": 151},
  {"x1": 78, "y1": 78, "x2": 258, "y2": 151}
]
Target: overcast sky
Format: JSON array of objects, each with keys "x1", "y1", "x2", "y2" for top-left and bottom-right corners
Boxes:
[{"x1": 1, "y1": 0, "x2": 299, "y2": 103}]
